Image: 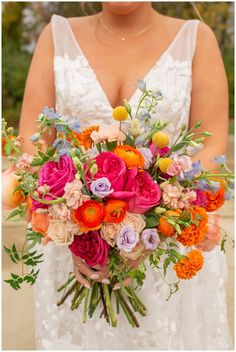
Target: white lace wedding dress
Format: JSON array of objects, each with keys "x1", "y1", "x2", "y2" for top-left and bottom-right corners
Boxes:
[{"x1": 34, "y1": 14, "x2": 233, "y2": 350}]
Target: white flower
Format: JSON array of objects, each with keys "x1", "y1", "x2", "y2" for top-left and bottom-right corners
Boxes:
[{"x1": 130, "y1": 118, "x2": 144, "y2": 138}]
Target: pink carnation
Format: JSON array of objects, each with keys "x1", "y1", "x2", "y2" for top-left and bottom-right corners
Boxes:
[
  {"x1": 161, "y1": 182, "x2": 196, "y2": 209},
  {"x1": 16, "y1": 153, "x2": 34, "y2": 171},
  {"x1": 167, "y1": 155, "x2": 192, "y2": 178}
]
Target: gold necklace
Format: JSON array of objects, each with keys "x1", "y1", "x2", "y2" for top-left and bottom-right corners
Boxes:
[{"x1": 98, "y1": 13, "x2": 156, "y2": 42}]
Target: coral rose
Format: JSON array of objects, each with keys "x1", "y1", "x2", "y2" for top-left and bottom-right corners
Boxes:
[
  {"x1": 31, "y1": 211, "x2": 50, "y2": 234},
  {"x1": 2, "y1": 166, "x2": 25, "y2": 210},
  {"x1": 104, "y1": 200, "x2": 128, "y2": 223},
  {"x1": 73, "y1": 200, "x2": 104, "y2": 233},
  {"x1": 69, "y1": 231, "x2": 110, "y2": 266},
  {"x1": 113, "y1": 145, "x2": 144, "y2": 169}
]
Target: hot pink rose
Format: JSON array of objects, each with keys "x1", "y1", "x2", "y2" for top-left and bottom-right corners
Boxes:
[
  {"x1": 69, "y1": 231, "x2": 110, "y2": 266},
  {"x1": 87, "y1": 152, "x2": 127, "y2": 192},
  {"x1": 32, "y1": 156, "x2": 76, "y2": 210},
  {"x1": 128, "y1": 171, "x2": 161, "y2": 214}
]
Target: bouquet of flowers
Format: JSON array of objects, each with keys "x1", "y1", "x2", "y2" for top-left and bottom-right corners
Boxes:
[{"x1": 2, "y1": 80, "x2": 234, "y2": 327}]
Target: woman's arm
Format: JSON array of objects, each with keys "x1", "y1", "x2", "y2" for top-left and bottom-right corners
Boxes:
[
  {"x1": 189, "y1": 22, "x2": 229, "y2": 169},
  {"x1": 19, "y1": 23, "x2": 56, "y2": 154}
]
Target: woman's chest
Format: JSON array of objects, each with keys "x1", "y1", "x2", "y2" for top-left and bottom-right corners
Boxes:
[{"x1": 54, "y1": 53, "x2": 193, "y2": 134}]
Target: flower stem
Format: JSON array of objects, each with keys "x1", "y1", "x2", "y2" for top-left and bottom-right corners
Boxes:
[
  {"x1": 99, "y1": 283, "x2": 109, "y2": 323},
  {"x1": 57, "y1": 275, "x2": 76, "y2": 292},
  {"x1": 83, "y1": 288, "x2": 90, "y2": 323},
  {"x1": 102, "y1": 284, "x2": 117, "y2": 327},
  {"x1": 57, "y1": 280, "x2": 78, "y2": 306},
  {"x1": 115, "y1": 290, "x2": 140, "y2": 328},
  {"x1": 31, "y1": 195, "x2": 65, "y2": 205}
]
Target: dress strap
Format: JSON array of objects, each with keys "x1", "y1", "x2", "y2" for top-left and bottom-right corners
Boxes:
[
  {"x1": 167, "y1": 19, "x2": 201, "y2": 62},
  {"x1": 51, "y1": 14, "x2": 79, "y2": 59}
]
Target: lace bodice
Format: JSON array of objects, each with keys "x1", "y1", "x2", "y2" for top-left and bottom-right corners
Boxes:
[
  {"x1": 33, "y1": 14, "x2": 233, "y2": 350},
  {"x1": 52, "y1": 14, "x2": 199, "y2": 137}
]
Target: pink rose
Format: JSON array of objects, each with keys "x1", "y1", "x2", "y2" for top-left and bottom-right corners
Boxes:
[
  {"x1": 69, "y1": 231, "x2": 110, "y2": 266},
  {"x1": 32, "y1": 156, "x2": 76, "y2": 210},
  {"x1": 128, "y1": 171, "x2": 161, "y2": 214},
  {"x1": 86, "y1": 152, "x2": 127, "y2": 192}
]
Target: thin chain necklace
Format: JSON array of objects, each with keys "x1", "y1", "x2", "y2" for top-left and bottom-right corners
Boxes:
[{"x1": 98, "y1": 13, "x2": 156, "y2": 42}]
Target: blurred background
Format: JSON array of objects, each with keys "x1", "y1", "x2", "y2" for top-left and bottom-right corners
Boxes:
[{"x1": 2, "y1": 1, "x2": 234, "y2": 350}]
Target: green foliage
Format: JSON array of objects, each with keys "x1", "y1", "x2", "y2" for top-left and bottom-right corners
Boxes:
[{"x1": 2, "y1": 2, "x2": 234, "y2": 127}]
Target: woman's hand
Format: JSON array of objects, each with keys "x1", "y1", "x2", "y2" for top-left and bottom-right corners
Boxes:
[
  {"x1": 72, "y1": 253, "x2": 110, "y2": 289},
  {"x1": 196, "y1": 213, "x2": 221, "y2": 252}
]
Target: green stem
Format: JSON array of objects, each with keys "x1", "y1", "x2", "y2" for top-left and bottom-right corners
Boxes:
[
  {"x1": 116, "y1": 290, "x2": 140, "y2": 328},
  {"x1": 57, "y1": 275, "x2": 76, "y2": 292},
  {"x1": 57, "y1": 281, "x2": 78, "y2": 306},
  {"x1": 102, "y1": 284, "x2": 117, "y2": 327},
  {"x1": 72, "y1": 286, "x2": 87, "y2": 310},
  {"x1": 99, "y1": 283, "x2": 109, "y2": 323},
  {"x1": 31, "y1": 195, "x2": 65, "y2": 205},
  {"x1": 83, "y1": 288, "x2": 90, "y2": 323}
]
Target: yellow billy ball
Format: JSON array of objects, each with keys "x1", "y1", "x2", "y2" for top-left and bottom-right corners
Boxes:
[
  {"x1": 159, "y1": 158, "x2": 173, "y2": 173},
  {"x1": 112, "y1": 106, "x2": 129, "y2": 122},
  {"x1": 152, "y1": 131, "x2": 169, "y2": 148}
]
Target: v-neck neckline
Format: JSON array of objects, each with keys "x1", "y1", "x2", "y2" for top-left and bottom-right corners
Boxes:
[{"x1": 64, "y1": 16, "x2": 190, "y2": 110}]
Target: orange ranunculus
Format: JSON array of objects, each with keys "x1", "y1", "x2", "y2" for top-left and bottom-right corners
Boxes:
[
  {"x1": 69, "y1": 126, "x2": 99, "y2": 149},
  {"x1": 174, "y1": 249, "x2": 204, "y2": 279},
  {"x1": 177, "y1": 206, "x2": 208, "y2": 246},
  {"x1": 104, "y1": 200, "x2": 128, "y2": 223},
  {"x1": 113, "y1": 145, "x2": 144, "y2": 169},
  {"x1": 158, "y1": 210, "x2": 182, "y2": 237},
  {"x1": 31, "y1": 212, "x2": 50, "y2": 234},
  {"x1": 72, "y1": 200, "x2": 104, "y2": 233}
]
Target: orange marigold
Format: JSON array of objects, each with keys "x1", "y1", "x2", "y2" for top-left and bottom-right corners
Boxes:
[
  {"x1": 69, "y1": 126, "x2": 99, "y2": 149},
  {"x1": 177, "y1": 206, "x2": 208, "y2": 246},
  {"x1": 104, "y1": 200, "x2": 128, "y2": 223},
  {"x1": 73, "y1": 200, "x2": 104, "y2": 233},
  {"x1": 113, "y1": 145, "x2": 144, "y2": 169},
  {"x1": 201, "y1": 186, "x2": 225, "y2": 212},
  {"x1": 174, "y1": 249, "x2": 204, "y2": 279}
]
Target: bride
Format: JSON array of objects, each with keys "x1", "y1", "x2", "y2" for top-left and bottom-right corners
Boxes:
[{"x1": 19, "y1": 2, "x2": 232, "y2": 350}]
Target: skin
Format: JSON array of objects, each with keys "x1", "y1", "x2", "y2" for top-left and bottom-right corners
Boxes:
[{"x1": 18, "y1": 2, "x2": 228, "y2": 288}]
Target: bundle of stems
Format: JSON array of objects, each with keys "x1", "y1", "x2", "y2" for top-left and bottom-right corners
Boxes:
[{"x1": 57, "y1": 275, "x2": 147, "y2": 327}]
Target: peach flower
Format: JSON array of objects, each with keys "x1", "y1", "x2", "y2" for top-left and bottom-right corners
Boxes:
[
  {"x1": 121, "y1": 212, "x2": 146, "y2": 234},
  {"x1": 90, "y1": 125, "x2": 126, "y2": 144},
  {"x1": 101, "y1": 222, "x2": 122, "y2": 247},
  {"x1": 48, "y1": 203, "x2": 71, "y2": 221},
  {"x1": 47, "y1": 220, "x2": 80, "y2": 245},
  {"x1": 31, "y1": 212, "x2": 50, "y2": 234},
  {"x1": 120, "y1": 242, "x2": 146, "y2": 261}
]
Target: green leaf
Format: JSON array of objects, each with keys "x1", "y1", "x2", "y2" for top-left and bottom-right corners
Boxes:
[
  {"x1": 12, "y1": 244, "x2": 20, "y2": 261},
  {"x1": 145, "y1": 213, "x2": 158, "y2": 228},
  {"x1": 124, "y1": 133, "x2": 135, "y2": 147},
  {"x1": 169, "y1": 242, "x2": 179, "y2": 248},
  {"x1": 5, "y1": 209, "x2": 22, "y2": 221},
  {"x1": 163, "y1": 257, "x2": 171, "y2": 278},
  {"x1": 30, "y1": 158, "x2": 45, "y2": 166}
]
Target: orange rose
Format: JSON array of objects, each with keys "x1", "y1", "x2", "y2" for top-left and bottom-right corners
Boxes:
[
  {"x1": 104, "y1": 200, "x2": 128, "y2": 223},
  {"x1": 2, "y1": 166, "x2": 25, "y2": 210},
  {"x1": 31, "y1": 212, "x2": 50, "y2": 234},
  {"x1": 113, "y1": 145, "x2": 144, "y2": 169},
  {"x1": 158, "y1": 210, "x2": 182, "y2": 237},
  {"x1": 72, "y1": 200, "x2": 104, "y2": 233}
]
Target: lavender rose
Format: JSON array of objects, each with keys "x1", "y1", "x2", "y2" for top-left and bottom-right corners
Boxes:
[
  {"x1": 117, "y1": 225, "x2": 139, "y2": 253},
  {"x1": 90, "y1": 177, "x2": 113, "y2": 198},
  {"x1": 141, "y1": 229, "x2": 159, "y2": 250}
]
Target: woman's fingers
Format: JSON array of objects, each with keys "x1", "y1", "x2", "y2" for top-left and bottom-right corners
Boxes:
[
  {"x1": 73, "y1": 265, "x2": 91, "y2": 289},
  {"x1": 113, "y1": 277, "x2": 133, "y2": 290}
]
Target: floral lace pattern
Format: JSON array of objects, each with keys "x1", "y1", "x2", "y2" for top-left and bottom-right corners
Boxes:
[{"x1": 34, "y1": 15, "x2": 233, "y2": 350}]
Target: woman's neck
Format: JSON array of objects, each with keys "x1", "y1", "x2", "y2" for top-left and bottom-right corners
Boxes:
[{"x1": 100, "y1": 3, "x2": 158, "y2": 33}]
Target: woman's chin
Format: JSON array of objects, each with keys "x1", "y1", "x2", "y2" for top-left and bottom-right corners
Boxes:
[{"x1": 102, "y1": 2, "x2": 142, "y2": 15}]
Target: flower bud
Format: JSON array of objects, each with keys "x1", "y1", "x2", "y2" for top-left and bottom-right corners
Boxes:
[
  {"x1": 112, "y1": 106, "x2": 129, "y2": 122},
  {"x1": 154, "y1": 206, "x2": 166, "y2": 215},
  {"x1": 159, "y1": 157, "x2": 173, "y2": 173},
  {"x1": 152, "y1": 131, "x2": 170, "y2": 148},
  {"x1": 90, "y1": 163, "x2": 98, "y2": 176}
]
